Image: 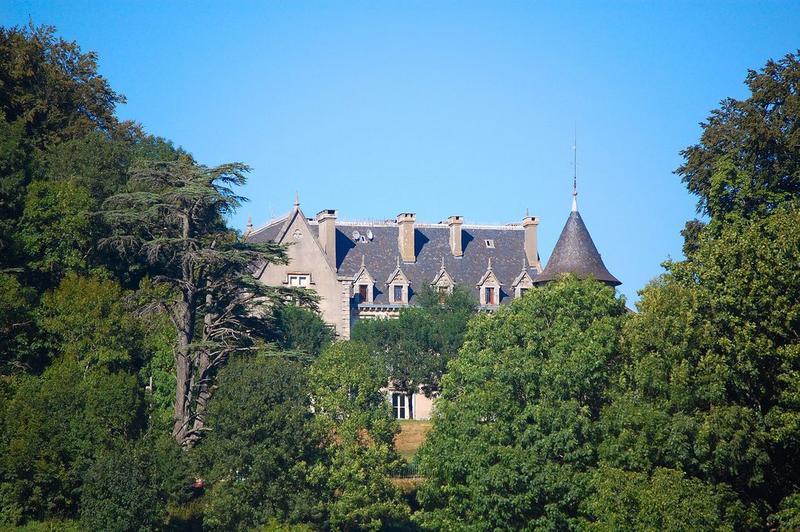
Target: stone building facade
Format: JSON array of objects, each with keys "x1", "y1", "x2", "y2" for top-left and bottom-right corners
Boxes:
[{"x1": 247, "y1": 192, "x2": 619, "y2": 419}]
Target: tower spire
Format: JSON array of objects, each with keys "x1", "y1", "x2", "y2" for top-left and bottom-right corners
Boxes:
[{"x1": 572, "y1": 130, "x2": 578, "y2": 212}]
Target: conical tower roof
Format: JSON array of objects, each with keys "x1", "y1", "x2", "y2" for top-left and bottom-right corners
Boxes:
[{"x1": 534, "y1": 209, "x2": 620, "y2": 286}]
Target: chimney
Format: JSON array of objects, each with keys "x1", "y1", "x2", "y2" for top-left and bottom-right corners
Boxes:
[
  {"x1": 397, "y1": 213, "x2": 416, "y2": 263},
  {"x1": 522, "y1": 214, "x2": 541, "y2": 271},
  {"x1": 447, "y1": 215, "x2": 463, "y2": 257},
  {"x1": 316, "y1": 209, "x2": 337, "y2": 270}
]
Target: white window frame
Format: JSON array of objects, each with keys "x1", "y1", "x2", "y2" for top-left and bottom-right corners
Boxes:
[
  {"x1": 392, "y1": 392, "x2": 408, "y2": 419},
  {"x1": 287, "y1": 274, "x2": 311, "y2": 287}
]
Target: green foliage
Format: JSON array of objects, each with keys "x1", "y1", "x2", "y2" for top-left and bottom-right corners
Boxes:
[
  {"x1": 310, "y1": 341, "x2": 391, "y2": 426},
  {"x1": 37, "y1": 274, "x2": 141, "y2": 370},
  {"x1": 18, "y1": 178, "x2": 95, "y2": 277},
  {"x1": 43, "y1": 132, "x2": 131, "y2": 202},
  {"x1": 80, "y1": 443, "x2": 161, "y2": 531},
  {"x1": 198, "y1": 355, "x2": 321, "y2": 530},
  {"x1": 582, "y1": 466, "x2": 751, "y2": 530},
  {"x1": 351, "y1": 284, "x2": 477, "y2": 389},
  {"x1": 0, "y1": 118, "x2": 32, "y2": 264},
  {"x1": 417, "y1": 277, "x2": 627, "y2": 529},
  {"x1": 79, "y1": 432, "x2": 192, "y2": 532},
  {"x1": 677, "y1": 50, "x2": 800, "y2": 224},
  {"x1": 0, "y1": 273, "x2": 38, "y2": 373},
  {"x1": 589, "y1": 52, "x2": 800, "y2": 530},
  {"x1": 6, "y1": 520, "x2": 82, "y2": 531},
  {"x1": 273, "y1": 304, "x2": 334, "y2": 359},
  {"x1": 0, "y1": 359, "x2": 143, "y2": 524},
  {"x1": 102, "y1": 158, "x2": 294, "y2": 445},
  {"x1": 770, "y1": 492, "x2": 800, "y2": 531},
  {"x1": 0, "y1": 24, "x2": 123, "y2": 149},
  {"x1": 138, "y1": 310, "x2": 178, "y2": 431},
  {"x1": 601, "y1": 209, "x2": 800, "y2": 524},
  {"x1": 309, "y1": 341, "x2": 411, "y2": 530}
]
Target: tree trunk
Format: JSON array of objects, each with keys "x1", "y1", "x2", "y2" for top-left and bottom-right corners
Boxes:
[
  {"x1": 187, "y1": 289, "x2": 216, "y2": 444},
  {"x1": 172, "y1": 298, "x2": 196, "y2": 446},
  {"x1": 172, "y1": 340, "x2": 191, "y2": 444}
]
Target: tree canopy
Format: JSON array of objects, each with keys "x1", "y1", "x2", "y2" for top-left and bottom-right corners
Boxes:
[
  {"x1": 417, "y1": 277, "x2": 627, "y2": 529},
  {"x1": 677, "y1": 50, "x2": 800, "y2": 240},
  {"x1": 351, "y1": 284, "x2": 477, "y2": 390}
]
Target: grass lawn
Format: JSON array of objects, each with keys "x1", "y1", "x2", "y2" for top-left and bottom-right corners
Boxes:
[{"x1": 395, "y1": 420, "x2": 432, "y2": 462}]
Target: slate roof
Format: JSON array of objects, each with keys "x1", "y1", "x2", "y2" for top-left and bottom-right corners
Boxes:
[
  {"x1": 249, "y1": 215, "x2": 535, "y2": 306},
  {"x1": 533, "y1": 210, "x2": 621, "y2": 286},
  {"x1": 248, "y1": 217, "x2": 285, "y2": 244}
]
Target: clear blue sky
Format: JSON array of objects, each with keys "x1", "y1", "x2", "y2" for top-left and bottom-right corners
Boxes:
[{"x1": 3, "y1": 1, "x2": 799, "y2": 303}]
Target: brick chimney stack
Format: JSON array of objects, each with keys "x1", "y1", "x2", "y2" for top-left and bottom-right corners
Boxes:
[
  {"x1": 397, "y1": 213, "x2": 416, "y2": 263},
  {"x1": 522, "y1": 214, "x2": 541, "y2": 272},
  {"x1": 316, "y1": 209, "x2": 337, "y2": 270},
  {"x1": 447, "y1": 215, "x2": 463, "y2": 257}
]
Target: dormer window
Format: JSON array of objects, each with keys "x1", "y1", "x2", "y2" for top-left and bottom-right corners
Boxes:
[
  {"x1": 512, "y1": 259, "x2": 534, "y2": 298},
  {"x1": 353, "y1": 256, "x2": 375, "y2": 304},
  {"x1": 386, "y1": 258, "x2": 411, "y2": 305},
  {"x1": 431, "y1": 257, "x2": 454, "y2": 305},
  {"x1": 477, "y1": 258, "x2": 502, "y2": 307},
  {"x1": 389, "y1": 282, "x2": 409, "y2": 304},
  {"x1": 484, "y1": 286, "x2": 496, "y2": 305},
  {"x1": 485, "y1": 239, "x2": 495, "y2": 249}
]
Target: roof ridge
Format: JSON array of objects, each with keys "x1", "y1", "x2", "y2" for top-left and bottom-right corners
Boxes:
[{"x1": 333, "y1": 220, "x2": 524, "y2": 230}]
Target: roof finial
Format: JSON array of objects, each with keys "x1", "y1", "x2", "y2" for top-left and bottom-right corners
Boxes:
[
  {"x1": 525, "y1": 207, "x2": 529, "y2": 217},
  {"x1": 441, "y1": 256, "x2": 445, "y2": 270},
  {"x1": 488, "y1": 257, "x2": 493, "y2": 271},
  {"x1": 294, "y1": 191, "x2": 300, "y2": 208},
  {"x1": 572, "y1": 129, "x2": 578, "y2": 212},
  {"x1": 361, "y1": 254, "x2": 366, "y2": 268},
  {"x1": 396, "y1": 256, "x2": 400, "y2": 268},
  {"x1": 246, "y1": 215, "x2": 253, "y2": 233}
]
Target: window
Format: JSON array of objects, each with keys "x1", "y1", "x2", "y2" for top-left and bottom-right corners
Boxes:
[
  {"x1": 392, "y1": 393, "x2": 407, "y2": 419},
  {"x1": 393, "y1": 284, "x2": 404, "y2": 303},
  {"x1": 519, "y1": 287, "x2": 528, "y2": 297},
  {"x1": 288, "y1": 274, "x2": 310, "y2": 287},
  {"x1": 485, "y1": 286, "x2": 496, "y2": 305},
  {"x1": 358, "y1": 284, "x2": 368, "y2": 302},
  {"x1": 438, "y1": 286, "x2": 448, "y2": 304},
  {"x1": 484, "y1": 239, "x2": 495, "y2": 249}
]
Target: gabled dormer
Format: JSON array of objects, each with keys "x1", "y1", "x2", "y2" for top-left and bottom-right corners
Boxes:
[
  {"x1": 476, "y1": 258, "x2": 502, "y2": 306},
  {"x1": 431, "y1": 257, "x2": 454, "y2": 303},
  {"x1": 254, "y1": 194, "x2": 338, "y2": 281},
  {"x1": 386, "y1": 257, "x2": 411, "y2": 305},
  {"x1": 353, "y1": 255, "x2": 375, "y2": 304},
  {"x1": 511, "y1": 258, "x2": 534, "y2": 298}
]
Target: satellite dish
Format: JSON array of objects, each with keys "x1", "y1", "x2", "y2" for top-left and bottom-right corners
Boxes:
[
  {"x1": 352, "y1": 230, "x2": 361, "y2": 240},
  {"x1": 366, "y1": 230, "x2": 374, "y2": 240}
]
